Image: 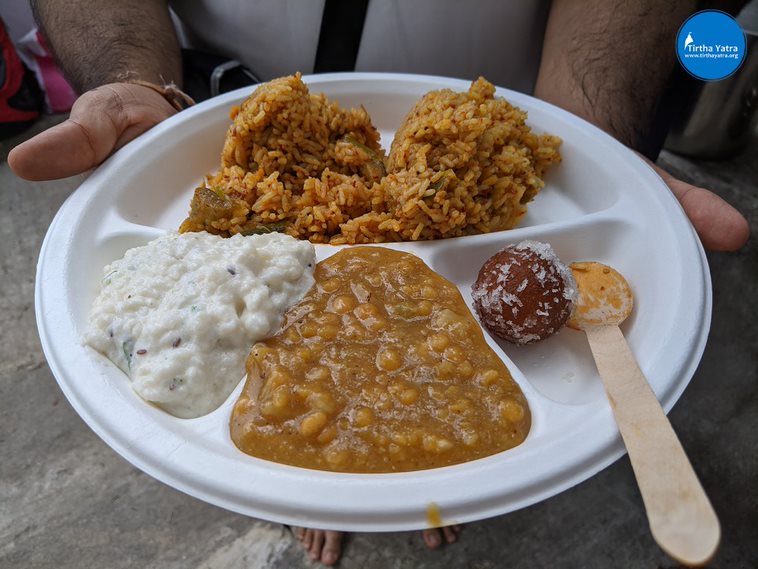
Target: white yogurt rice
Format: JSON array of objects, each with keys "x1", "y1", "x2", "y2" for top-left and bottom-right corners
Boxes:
[{"x1": 85, "y1": 231, "x2": 315, "y2": 418}]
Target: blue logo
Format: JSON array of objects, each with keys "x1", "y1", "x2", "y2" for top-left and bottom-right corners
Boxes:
[{"x1": 676, "y1": 10, "x2": 746, "y2": 81}]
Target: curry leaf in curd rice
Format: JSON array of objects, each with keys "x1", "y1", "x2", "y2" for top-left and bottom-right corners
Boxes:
[{"x1": 85, "y1": 232, "x2": 315, "y2": 418}]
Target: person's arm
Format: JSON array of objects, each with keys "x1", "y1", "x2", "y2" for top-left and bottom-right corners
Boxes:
[
  {"x1": 9, "y1": 0, "x2": 183, "y2": 180},
  {"x1": 535, "y1": 0, "x2": 693, "y2": 153},
  {"x1": 535, "y1": 0, "x2": 749, "y2": 251},
  {"x1": 34, "y1": 0, "x2": 182, "y2": 92}
]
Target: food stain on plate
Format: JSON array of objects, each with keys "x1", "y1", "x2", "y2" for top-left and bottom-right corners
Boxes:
[{"x1": 426, "y1": 502, "x2": 444, "y2": 528}]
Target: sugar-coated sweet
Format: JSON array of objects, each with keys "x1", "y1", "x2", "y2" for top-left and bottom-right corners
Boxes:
[{"x1": 471, "y1": 241, "x2": 577, "y2": 344}]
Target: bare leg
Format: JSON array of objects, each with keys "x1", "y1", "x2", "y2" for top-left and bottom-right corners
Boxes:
[
  {"x1": 294, "y1": 527, "x2": 344, "y2": 566},
  {"x1": 421, "y1": 525, "x2": 462, "y2": 549}
]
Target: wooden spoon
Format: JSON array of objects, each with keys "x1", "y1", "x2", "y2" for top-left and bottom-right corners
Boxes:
[{"x1": 568, "y1": 262, "x2": 720, "y2": 566}]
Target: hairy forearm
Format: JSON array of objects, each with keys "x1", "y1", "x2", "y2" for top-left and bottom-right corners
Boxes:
[
  {"x1": 535, "y1": 0, "x2": 697, "y2": 151},
  {"x1": 32, "y1": 0, "x2": 182, "y2": 94}
]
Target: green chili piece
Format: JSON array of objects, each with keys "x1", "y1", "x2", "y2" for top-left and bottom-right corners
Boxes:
[
  {"x1": 211, "y1": 187, "x2": 230, "y2": 201},
  {"x1": 240, "y1": 221, "x2": 289, "y2": 235},
  {"x1": 122, "y1": 339, "x2": 135, "y2": 371},
  {"x1": 344, "y1": 134, "x2": 379, "y2": 159}
]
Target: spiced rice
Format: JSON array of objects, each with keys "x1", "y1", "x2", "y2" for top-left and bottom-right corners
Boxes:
[{"x1": 179, "y1": 73, "x2": 561, "y2": 244}]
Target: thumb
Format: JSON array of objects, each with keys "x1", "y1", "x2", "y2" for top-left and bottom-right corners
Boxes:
[
  {"x1": 644, "y1": 158, "x2": 749, "y2": 252},
  {"x1": 8, "y1": 83, "x2": 177, "y2": 181}
]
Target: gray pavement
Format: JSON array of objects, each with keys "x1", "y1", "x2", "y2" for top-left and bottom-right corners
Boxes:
[{"x1": 1, "y1": 115, "x2": 756, "y2": 568}]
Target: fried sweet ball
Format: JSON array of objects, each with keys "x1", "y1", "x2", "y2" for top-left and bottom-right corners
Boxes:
[{"x1": 471, "y1": 241, "x2": 577, "y2": 344}]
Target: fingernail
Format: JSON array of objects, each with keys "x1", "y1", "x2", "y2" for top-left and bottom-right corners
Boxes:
[{"x1": 324, "y1": 551, "x2": 336, "y2": 564}]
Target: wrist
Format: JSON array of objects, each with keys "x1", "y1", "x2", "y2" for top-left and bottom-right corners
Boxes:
[{"x1": 125, "y1": 79, "x2": 195, "y2": 112}]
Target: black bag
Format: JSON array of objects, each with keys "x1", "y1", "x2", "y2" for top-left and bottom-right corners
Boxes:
[{"x1": 181, "y1": 48, "x2": 259, "y2": 102}]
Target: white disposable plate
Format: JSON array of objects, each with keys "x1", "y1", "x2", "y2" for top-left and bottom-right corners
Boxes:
[{"x1": 36, "y1": 73, "x2": 711, "y2": 532}]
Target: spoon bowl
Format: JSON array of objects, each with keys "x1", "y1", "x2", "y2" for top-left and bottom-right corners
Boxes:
[{"x1": 567, "y1": 261, "x2": 633, "y2": 328}]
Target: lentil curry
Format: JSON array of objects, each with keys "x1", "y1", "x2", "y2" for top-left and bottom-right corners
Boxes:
[{"x1": 230, "y1": 247, "x2": 530, "y2": 473}]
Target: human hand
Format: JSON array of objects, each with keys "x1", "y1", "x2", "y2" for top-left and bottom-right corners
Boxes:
[
  {"x1": 8, "y1": 83, "x2": 178, "y2": 181},
  {"x1": 643, "y1": 158, "x2": 749, "y2": 252}
]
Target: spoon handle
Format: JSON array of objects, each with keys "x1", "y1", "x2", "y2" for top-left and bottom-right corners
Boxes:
[{"x1": 584, "y1": 324, "x2": 720, "y2": 566}]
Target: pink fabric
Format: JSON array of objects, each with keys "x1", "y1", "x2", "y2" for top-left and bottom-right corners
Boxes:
[
  {"x1": 33, "y1": 32, "x2": 76, "y2": 112},
  {"x1": 16, "y1": 28, "x2": 76, "y2": 113}
]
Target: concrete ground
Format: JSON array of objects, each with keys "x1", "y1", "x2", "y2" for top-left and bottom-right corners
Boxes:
[{"x1": 1, "y1": 115, "x2": 756, "y2": 569}]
